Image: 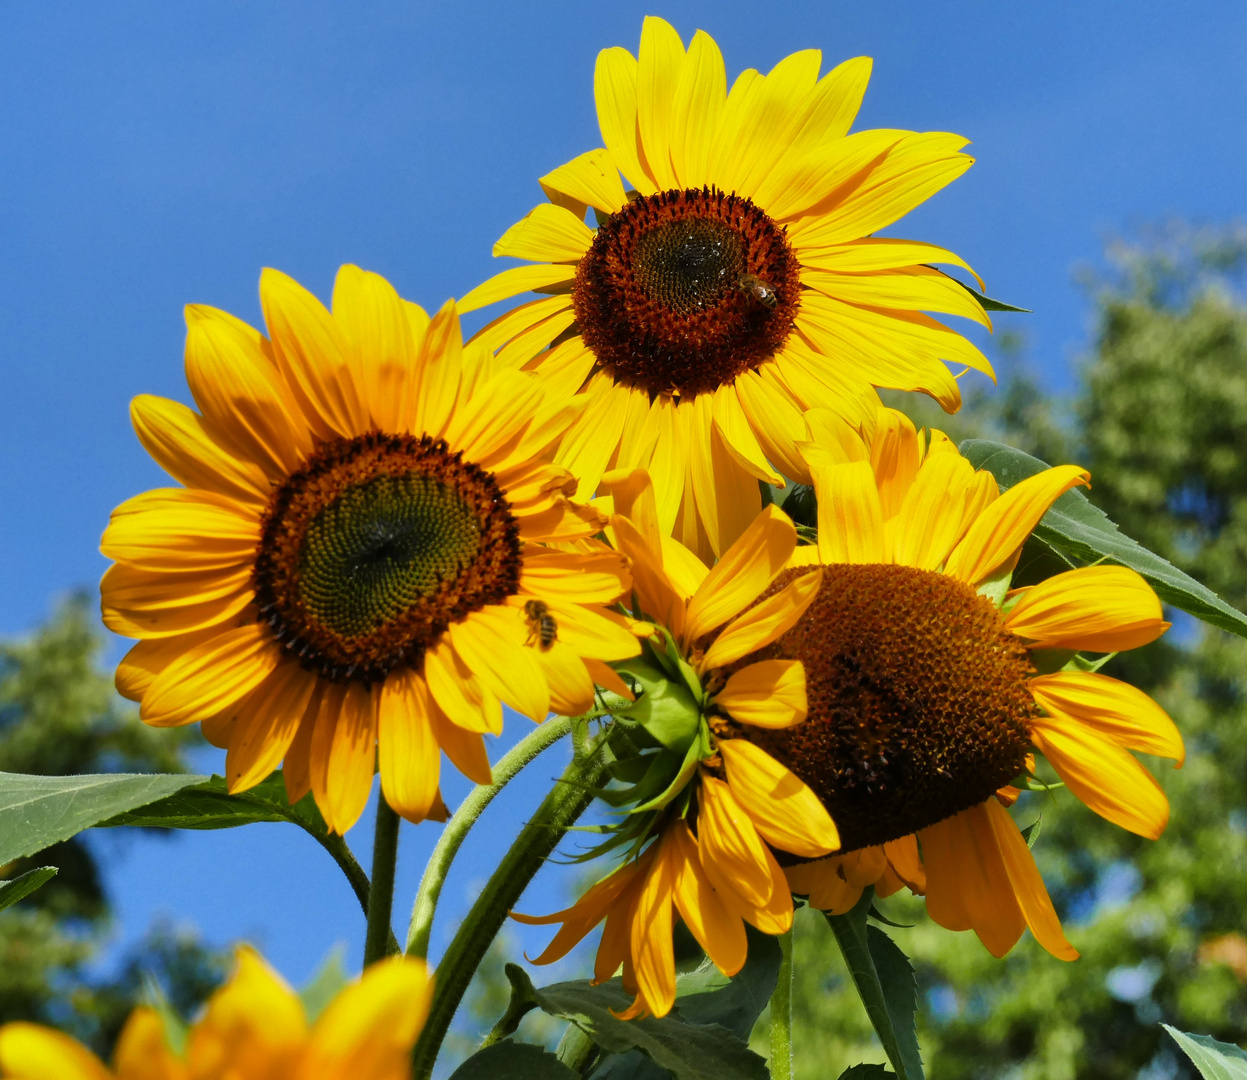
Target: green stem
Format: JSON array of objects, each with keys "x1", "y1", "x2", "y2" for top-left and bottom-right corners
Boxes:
[
  {"x1": 363, "y1": 795, "x2": 402, "y2": 966},
  {"x1": 770, "y1": 924, "x2": 794, "y2": 1080},
  {"x1": 405, "y1": 715, "x2": 575, "y2": 959},
  {"x1": 410, "y1": 722, "x2": 616, "y2": 1079}
]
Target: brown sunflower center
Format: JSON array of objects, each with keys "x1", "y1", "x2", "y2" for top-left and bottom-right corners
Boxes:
[
  {"x1": 254, "y1": 433, "x2": 521, "y2": 684},
  {"x1": 731, "y1": 564, "x2": 1036, "y2": 852},
  {"x1": 573, "y1": 187, "x2": 800, "y2": 398}
]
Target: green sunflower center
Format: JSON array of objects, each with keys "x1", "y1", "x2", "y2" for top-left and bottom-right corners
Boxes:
[
  {"x1": 732, "y1": 564, "x2": 1036, "y2": 852},
  {"x1": 573, "y1": 187, "x2": 800, "y2": 399},
  {"x1": 255, "y1": 433, "x2": 521, "y2": 684}
]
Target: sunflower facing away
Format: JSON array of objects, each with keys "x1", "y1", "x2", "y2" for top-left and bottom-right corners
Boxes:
[
  {"x1": 459, "y1": 16, "x2": 992, "y2": 560},
  {"x1": 746, "y1": 405, "x2": 1181, "y2": 959},
  {"x1": 514, "y1": 472, "x2": 840, "y2": 1018},
  {"x1": 101, "y1": 265, "x2": 639, "y2": 834},
  {"x1": 0, "y1": 947, "x2": 430, "y2": 1080}
]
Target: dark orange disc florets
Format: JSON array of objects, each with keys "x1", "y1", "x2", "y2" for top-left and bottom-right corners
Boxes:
[
  {"x1": 735, "y1": 564, "x2": 1037, "y2": 852},
  {"x1": 254, "y1": 433, "x2": 521, "y2": 685},
  {"x1": 573, "y1": 187, "x2": 800, "y2": 398}
]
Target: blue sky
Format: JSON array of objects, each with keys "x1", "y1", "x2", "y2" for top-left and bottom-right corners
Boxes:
[{"x1": 2, "y1": 0, "x2": 1245, "y2": 1000}]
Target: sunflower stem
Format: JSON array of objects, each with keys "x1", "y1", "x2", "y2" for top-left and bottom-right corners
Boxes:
[
  {"x1": 409, "y1": 718, "x2": 616, "y2": 1079},
  {"x1": 363, "y1": 794, "x2": 402, "y2": 966},
  {"x1": 770, "y1": 924, "x2": 795, "y2": 1080},
  {"x1": 405, "y1": 715, "x2": 576, "y2": 960}
]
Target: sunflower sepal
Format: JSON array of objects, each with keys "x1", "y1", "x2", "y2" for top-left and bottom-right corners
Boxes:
[
  {"x1": 976, "y1": 563, "x2": 1014, "y2": 607},
  {"x1": 625, "y1": 728, "x2": 708, "y2": 816},
  {"x1": 611, "y1": 650, "x2": 704, "y2": 750}
]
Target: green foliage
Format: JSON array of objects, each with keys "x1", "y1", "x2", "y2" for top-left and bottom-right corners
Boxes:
[
  {"x1": 1166, "y1": 1025, "x2": 1247, "y2": 1080},
  {"x1": 0, "y1": 867, "x2": 58, "y2": 912}
]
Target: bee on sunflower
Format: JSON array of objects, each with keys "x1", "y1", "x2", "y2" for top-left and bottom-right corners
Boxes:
[
  {"x1": 100, "y1": 265, "x2": 640, "y2": 834},
  {"x1": 0, "y1": 947, "x2": 430, "y2": 1080},
  {"x1": 514, "y1": 471, "x2": 839, "y2": 1018},
  {"x1": 460, "y1": 16, "x2": 992, "y2": 561}
]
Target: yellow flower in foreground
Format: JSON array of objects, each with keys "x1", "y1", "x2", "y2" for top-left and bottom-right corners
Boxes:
[
  {"x1": 746, "y1": 406, "x2": 1180, "y2": 959},
  {"x1": 101, "y1": 265, "x2": 639, "y2": 833},
  {"x1": 515, "y1": 473, "x2": 840, "y2": 1018},
  {"x1": 0, "y1": 947, "x2": 430, "y2": 1080},
  {"x1": 460, "y1": 16, "x2": 991, "y2": 559}
]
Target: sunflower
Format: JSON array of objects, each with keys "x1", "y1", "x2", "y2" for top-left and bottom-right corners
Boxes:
[
  {"x1": 514, "y1": 473, "x2": 839, "y2": 1018},
  {"x1": 459, "y1": 16, "x2": 991, "y2": 561},
  {"x1": 0, "y1": 947, "x2": 430, "y2": 1080},
  {"x1": 101, "y1": 265, "x2": 639, "y2": 834},
  {"x1": 732, "y1": 406, "x2": 1180, "y2": 959}
]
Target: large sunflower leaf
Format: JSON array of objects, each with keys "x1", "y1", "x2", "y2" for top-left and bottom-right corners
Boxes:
[
  {"x1": 97, "y1": 773, "x2": 327, "y2": 833},
  {"x1": 449, "y1": 1041, "x2": 579, "y2": 1079},
  {"x1": 1163, "y1": 1025, "x2": 1247, "y2": 1080},
  {"x1": 0, "y1": 771, "x2": 206, "y2": 865},
  {"x1": 960, "y1": 439, "x2": 1247, "y2": 638},
  {"x1": 824, "y1": 888, "x2": 923, "y2": 1080},
  {"x1": 506, "y1": 965, "x2": 767, "y2": 1080},
  {"x1": 0, "y1": 866, "x2": 58, "y2": 911}
]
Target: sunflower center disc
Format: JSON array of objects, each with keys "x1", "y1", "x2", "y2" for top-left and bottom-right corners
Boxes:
[
  {"x1": 734, "y1": 564, "x2": 1036, "y2": 852},
  {"x1": 573, "y1": 187, "x2": 800, "y2": 399},
  {"x1": 254, "y1": 433, "x2": 521, "y2": 684}
]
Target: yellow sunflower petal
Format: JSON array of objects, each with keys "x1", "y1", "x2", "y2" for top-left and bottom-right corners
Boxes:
[
  {"x1": 426, "y1": 702, "x2": 493, "y2": 786},
  {"x1": 1029, "y1": 671, "x2": 1183, "y2": 764},
  {"x1": 684, "y1": 504, "x2": 796, "y2": 642},
  {"x1": 298, "y1": 957, "x2": 432, "y2": 1080},
  {"x1": 183, "y1": 304, "x2": 313, "y2": 479},
  {"x1": 533, "y1": 640, "x2": 598, "y2": 717},
  {"x1": 541, "y1": 148, "x2": 628, "y2": 215},
  {"x1": 102, "y1": 488, "x2": 259, "y2": 572},
  {"x1": 944, "y1": 465, "x2": 1089, "y2": 585},
  {"x1": 521, "y1": 548, "x2": 631, "y2": 604},
  {"x1": 424, "y1": 638, "x2": 502, "y2": 736},
  {"x1": 1030, "y1": 712, "x2": 1170, "y2": 839},
  {"x1": 1004, "y1": 566, "x2": 1168, "y2": 652},
  {"x1": 458, "y1": 264, "x2": 577, "y2": 315},
  {"x1": 635, "y1": 16, "x2": 685, "y2": 191},
  {"x1": 982, "y1": 797, "x2": 1077, "y2": 960},
  {"x1": 377, "y1": 669, "x2": 442, "y2": 824},
  {"x1": 714, "y1": 659, "x2": 807, "y2": 729},
  {"x1": 142, "y1": 623, "x2": 279, "y2": 728},
  {"x1": 610, "y1": 514, "x2": 686, "y2": 636},
  {"x1": 719, "y1": 739, "x2": 839, "y2": 858},
  {"x1": 112, "y1": 1007, "x2": 184, "y2": 1080},
  {"x1": 892, "y1": 447, "x2": 980, "y2": 570},
  {"x1": 0, "y1": 1023, "x2": 112, "y2": 1080},
  {"x1": 131, "y1": 394, "x2": 269, "y2": 506},
  {"x1": 804, "y1": 266, "x2": 990, "y2": 329},
  {"x1": 493, "y1": 203, "x2": 594, "y2": 264},
  {"x1": 763, "y1": 127, "x2": 906, "y2": 222},
  {"x1": 712, "y1": 385, "x2": 782, "y2": 484},
  {"x1": 628, "y1": 826, "x2": 679, "y2": 1017},
  {"x1": 595, "y1": 44, "x2": 655, "y2": 195},
  {"x1": 539, "y1": 599, "x2": 643, "y2": 662},
  {"x1": 812, "y1": 459, "x2": 885, "y2": 565},
  {"x1": 669, "y1": 821, "x2": 747, "y2": 977},
  {"x1": 101, "y1": 562, "x2": 253, "y2": 639},
  {"x1": 115, "y1": 629, "x2": 222, "y2": 702},
  {"x1": 312, "y1": 682, "x2": 378, "y2": 835},
  {"x1": 696, "y1": 775, "x2": 776, "y2": 909},
  {"x1": 668, "y1": 29, "x2": 727, "y2": 189},
  {"x1": 409, "y1": 300, "x2": 464, "y2": 438},
  {"x1": 701, "y1": 567, "x2": 821, "y2": 671},
  {"x1": 796, "y1": 236, "x2": 983, "y2": 288},
  {"x1": 226, "y1": 661, "x2": 317, "y2": 793},
  {"x1": 448, "y1": 610, "x2": 550, "y2": 722},
  {"x1": 331, "y1": 265, "x2": 415, "y2": 435},
  {"x1": 734, "y1": 370, "x2": 811, "y2": 483}
]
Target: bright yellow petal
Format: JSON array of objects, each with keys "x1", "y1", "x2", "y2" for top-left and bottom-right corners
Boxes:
[
  {"x1": 1004, "y1": 566, "x2": 1169, "y2": 652},
  {"x1": 377, "y1": 669, "x2": 442, "y2": 824},
  {"x1": 1029, "y1": 671, "x2": 1183, "y2": 764},
  {"x1": 892, "y1": 447, "x2": 981, "y2": 570},
  {"x1": 423, "y1": 637, "x2": 502, "y2": 736},
  {"x1": 101, "y1": 561, "x2": 253, "y2": 639},
  {"x1": 131, "y1": 394, "x2": 269, "y2": 506},
  {"x1": 869, "y1": 407, "x2": 922, "y2": 522},
  {"x1": 595, "y1": 44, "x2": 655, "y2": 194},
  {"x1": 804, "y1": 266, "x2": 990, "y2": 329},
  {"x1": 541, "y1": 148, "x2": 627, "y2": 215},
  {"x1": 142, "y1": 624, "x2": 279, "y2": 728},
  {"x1": 1030, "y1": 712, "x2": 1170, "y2": 839},
  {"x1": 114, "y1": 629, "x2": 222, "y2": 702},
  {"x1": 719, "y1": 739, "x2": 839, "y2": 857},
  {"x1": 102, "y1": 488, "x2": 259, "y2": 572},
  {"x1": 668, "y1": 30, "x2": 726, "y2": 189},
  {"x1": 408, "y1": 299, "x2": 464, "y2": 438},
  {"x1": 448, "y1": 610, "x2": 550, "y2": 722},
  {"x1": 714, "y1": 659, "x2": 807, "y2": 729},
  {"x1": 634, "y1": 16, "x2": 685, "y2": 191},
  {"x1": 696, "y1": 775, "x2": 776, "y2": 909},
  {"x1": 226, "y1": 661, "x2": 317, "y2": 793},
  {"x1": 944, "y1": 465, "x2": 1090, "y2": 585},
  {"x1": 701, "y1": 567, "x2": 821, "y2": 670},
  {"x1": 457, "y1": 264, "x2": 577, "y2": 315},
  {"x1": 812, "y1": 459, "x2": 886, "y2": 565},
  {"x1": 0, "y1": 1023, "x2": 112, "y2": 1080},
  {"x1": 112, "y1": 1007, "x2": 185, "y2": 1080},
  {"x1": 298, "y1": 957, "x2": 432, "y2": 1080},
  {"x1": 982, "y1": 797, "x2": 1077, "y2": 960},
  {"x1": 553, "y1": 376, "x2": 631, "y2": 502},
  {"x1": 627, "y1": 826, "x2": 679, "y2": 1017},
  {"x1": 797, "y1": 236, "x2": 983, "y2": 288},
  {"x1": 316, "y1": 683, "x2": 379, "y2": 835},
  {"x1": 521, "y1": 548, "x2": 631, "y2": 604},
  {"x1": 493, "y1": 203, "x2": 594, "y2": 264},
  {"x1": 609, "y1": 514, "x2": 686, "y2": 636},
  {"x1": 684, "y1": 505, "x2": 796, "y2": 642},
  {"x1": 669, "y1": 822, "x2": 746, "y2": 977},
  {"x1": 712, "y1": 385, "x2": 782, "y2": 484},
  {"x1": 426, "y1": 702, "x2": 493, "y2": 786}
]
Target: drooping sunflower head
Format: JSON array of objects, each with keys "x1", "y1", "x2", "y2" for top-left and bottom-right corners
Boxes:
[
  {"x1": 460, "y1": 16, "x2": 992, "y2": 560},
  {"x1": 0, "y1": 946, "x2": 431, "y2": 1080},
  {"x1": 101, "y1": 265, "x2": 639, "y2": 833},
  {"x1": 515, "y1": 470, "x2": 840, "y2": 1019},
  {"x1": 733, "y1": 406, "x2": 1182, "y2": 961}
]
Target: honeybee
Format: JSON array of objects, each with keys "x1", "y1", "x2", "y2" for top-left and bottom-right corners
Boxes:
[
  {"x1": 738, "y1": 272, "x2": 778, "y2": 310},
  {"x1": 524, "y1": 599, "x2": 558, "y2": 650}
]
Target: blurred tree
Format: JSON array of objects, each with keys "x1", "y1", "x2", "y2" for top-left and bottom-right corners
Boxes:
[
  {"x1": 0, "y1": 592, "x2": 228, "y2": 1052},
  {"x1": 778, "y1": 224, "x2": 1247, "y2": 1079}
]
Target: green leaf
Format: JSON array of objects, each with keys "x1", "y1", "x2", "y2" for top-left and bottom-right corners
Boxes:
[
  {"x1": 673, "y1": 925, "x2": 782, "y2": 1039},
  {"x1": 449, "y1": 1041, "x2": 580, "y2": 1079},
  {"x1": 837, "y1": 1066, "x2": 893, "y2": 1080},
  {"x1": 513, "y1": 966, "x2": 767, "y2": 1080},
  {"x1": 299, "y1": 945, "x2": 349, "y2": 1023},
  {"x1": 98, "y1": 772, "x2": 329, "y2": 834},
  {"x1": 1163, "y1": 1025, "x2": 1247, "y2": 1079},
  {"x1": 613, "y1": 656, "x2": 702, "y2": 751},
  {"x1": 960, "y1": 439, "x2": 1247, "y2": 638},
  {"x1": 0, "y1": 866, "x2": 57, "y2": 911},
  {"x1": 950, "y1": 278, "x2": 1032, "y2": 313},
  {"x1": 0, "y1": 771, "x2": 208, "y2": 864},
  {"x1": 825, "y1": 888, "x2": 924, "y2": 1080}
]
